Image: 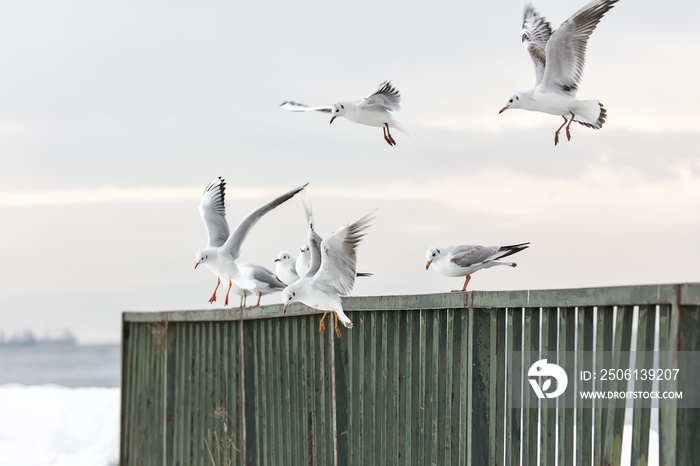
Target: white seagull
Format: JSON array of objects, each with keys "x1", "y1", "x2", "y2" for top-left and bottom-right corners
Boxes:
[
  {"x1": 280, "y1": 81, "x2": 407, "y2": 146},
  {"x1": 194, "y1": 177, "x2": 307, "y2": 306},
  {"x1": 238, "y1": 263, "x2": 286, "y2": 307},
  {"x1": 295, "y1": 244, "x2": 311, "y2": 277},
  {"x1": 282, "y1": 213, "x2": 374, "y2": 339},
  {"x1": 274, "y1": 251, "x2": 301, "y2": 286},
  {"x1": 499, "y1": 0, "x2": 619, "y2": 145},
  {"x1": 426, "y1": 243, "x2": 530, "y2": 292}
]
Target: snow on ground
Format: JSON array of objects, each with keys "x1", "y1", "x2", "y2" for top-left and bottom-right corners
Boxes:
[{"x1": 0, "y1": 384, "x2": 120, "y2": 466}]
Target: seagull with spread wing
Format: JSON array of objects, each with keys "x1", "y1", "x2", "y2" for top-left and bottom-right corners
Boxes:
[
  {"x1": 194, "y1": 177, "x2": 308, "y2": 306},
  {"x1": 281, "y1": 196, "x2": 373, "y2": 338},
  {"x1": 499, "y1": 0, "x2": 619, "y2": 145},
  {"x1": 280, "y1": 81, "x2": 407, "y2": 146},
  {"x1": 426, "y1": 243, "x2": 530, "y2": 292}
]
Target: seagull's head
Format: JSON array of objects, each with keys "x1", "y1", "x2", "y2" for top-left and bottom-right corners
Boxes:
[
  {"x1": 194, "y1": 249, "x2": 213, "y2": 269},
  {"x1": 500, "y1": 94, "x2": 523, "y2": 113},
  {"x1": 281, "y1": 284, "x2": 300, "y2": 313},
  {"x1": 425, "y1": 247, "x2": 441, "y2": 270},
  {"x1": 299, "y1": 244, "x2": 309, "y2": 255},
  {"x1": 275, "y1": 251, "x2": 292, "y2": 263},
  {"x1": 329, "y1": 103, "x2": 346, "y2": 124}
]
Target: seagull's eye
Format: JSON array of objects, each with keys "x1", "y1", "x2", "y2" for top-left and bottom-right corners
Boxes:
[
  {"x1": 432, "y1": 253, "x2": 436, "y2": 257},
  {"x1": 509, "y1": 99, "x2": 513, "y2": 103}
]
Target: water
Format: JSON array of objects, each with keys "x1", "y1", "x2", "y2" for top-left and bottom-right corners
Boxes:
[{"x1": 0, "y1": 343, "x2": 121, "y2": 388}]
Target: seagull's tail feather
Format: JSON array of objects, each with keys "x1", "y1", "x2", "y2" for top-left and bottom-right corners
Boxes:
[
  {"x1": 391, "y1": 119, "x2": 410, "y2": 137},
  {"x1": 574, "y1": 101, "x2": 606, "y2": 129},
  {"x1": 336, "y1": 310, "x2": 353, "y2": 328},
  {"x1": 493, "y1": 242, "x2": 530, "y2": 261}
]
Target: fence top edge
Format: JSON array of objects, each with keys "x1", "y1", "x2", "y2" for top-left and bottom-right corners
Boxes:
[{"x1": 122, "y1": 282, "x2": 699, "y2": 323}]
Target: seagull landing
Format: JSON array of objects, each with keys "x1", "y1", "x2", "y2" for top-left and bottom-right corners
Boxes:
[
  {"x1": 282, "y1": 211, "x2": 374, "y2": 339},
  {"x1": 280, "y1": 81, "x2": 408, "y2": 146},
  {"x1": 499, "y1": 0, "x2": 618, "y2": 145}
]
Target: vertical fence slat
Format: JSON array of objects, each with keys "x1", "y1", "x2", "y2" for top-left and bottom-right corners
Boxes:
[
  {"x1": 631, "y1": 305, "x2": 656, "y2": 465},
  {"x1": 558, "y1": 306, "x2": 576, "y2": 466},
  {"x1": 540, "y1": 307, "x2": 557, "y2": 466}
]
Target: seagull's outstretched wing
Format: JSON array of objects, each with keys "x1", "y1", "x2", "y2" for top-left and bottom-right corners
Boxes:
[
  {"x1": 280, "y1": 101, "x2": 332, "y2": 113},
  {"x1": 540, "y1": 0, "x2": 619, "y2": 95},
  {"x1": 221, "y1": 183, "x2": 309, "y2": 260},
  {"x1": 199, "y1": 177, "x2": 230, "y2": 248},
  {"x1": 522, "y1": 4, "x2": 552, "y2": 86},
  {"x1": 313, "y1": 213, "x2": 373, "y2": 296},
  {"x1": 360, "y1": 81, "x2": 401, "y2": 111}
]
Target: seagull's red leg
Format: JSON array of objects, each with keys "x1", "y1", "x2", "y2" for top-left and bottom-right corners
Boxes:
[
  {"x1": 224, "y1": 279, "x2": 232, "y2": 306},
  {"x1": 334, "y1": 313, "x2": 342, "y2": 339},
  {"x1": 382, "y1": 124, "x2": 395, "y2": 146},
  {"x1": 319, "y1": 311, "x2": 328, "y2": 333},
  {"x1": 385, "y1": 123, "x2": 396, "y2": 146},
  {"x1": 565, "y1": 111, "x2": 575, "y2": 141},
  {"x1": 555, "y1": 115, "x2": 568, "y2": 146},
  {"x1": 209, "y1": 278, "x2": 220, "y2": 303},
  {"x1": 451, "y1": 274, "x2": 471, "y2": 293},
  {"x1": 254, "y1": 292, "x2": 262, "y2": 307}
]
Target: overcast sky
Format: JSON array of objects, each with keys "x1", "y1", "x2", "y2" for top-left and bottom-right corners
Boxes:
[{"x1": 1, "y1": 0, "x2": 698, "y2": 343}]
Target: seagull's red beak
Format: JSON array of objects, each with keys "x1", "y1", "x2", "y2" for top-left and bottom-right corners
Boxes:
[
  {"x1": 194, "y1": 262, "x2": 199, "y2": 269},
  {"x1": 284, "y1": 304, "x2": 288, "y2": 313},
  {"x1": 274, "y1": 258, "x2": 280, "y2": 262},
  {"x1": 499, "y1": 106, "x2": 509, "y2": 114},
  {"x1": 330, "y1": 115, "x2": 336, "y2": 124},
  {"x1": 426, "y1": 260, "x2": 432, "y2": 270}
]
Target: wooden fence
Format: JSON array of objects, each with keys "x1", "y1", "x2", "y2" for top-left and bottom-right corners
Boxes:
[{"x1": 120, "y1": 283, "x2": 699, "y2": 465}]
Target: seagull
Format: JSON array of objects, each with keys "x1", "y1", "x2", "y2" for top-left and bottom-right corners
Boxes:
[
  {"x1": 295, "y1": 245, "x2": 311, "y2": 277},
  {"x1": 274, "y1": 251, "x2": 300, "y2": 286},
  {"x1": 238, "y1": 263, "x2": 286, "y2": 307},
  {"x1": 426, "y1": 243, "x2": 530, "y2": 292},
  {"x1": 280, "y1": 81, "x2": 408, "y2": 146},
  {"x1": 194, "y1": 177, "x2": 308, "y2": 306},
  {"x1": 282, "y1": 213, "x2": 374, "y2": 339},
  {"x1": 499, "y1": 0, "x2": 619, "y2": 145}
]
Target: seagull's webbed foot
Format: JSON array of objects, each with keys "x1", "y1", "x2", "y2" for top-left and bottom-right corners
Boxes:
[
  {"x1": 209, "y1": 278, "x2": 221, "y2": 303},
  {"x1": 334, "y1": 313, "x2": 342, "y2": 339},
  {"x1": 319, "y1": 311, "x2": 329, "y2": 333}
]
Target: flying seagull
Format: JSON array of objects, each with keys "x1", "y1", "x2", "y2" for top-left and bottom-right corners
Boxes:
[
  {"x1": 426, "y1": 243, "x2": 530, "y2": 292},
  {"x1": 280, "y1": 81, "x2": 407, "y2": 146},
  {"x1": 499, "y1": 0, "x2": 619, "y2": 145},
  {"x1": 194, "y1": 177, "x2": 307, "y2": 306}
]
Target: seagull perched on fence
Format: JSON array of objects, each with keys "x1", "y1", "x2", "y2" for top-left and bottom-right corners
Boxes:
[
  {"x1": 426, "y1": 243, "x2": 530, "y2": 292},
  {"x1": 499, "y1": 0, "x2": 619, "y2": 145},
  {"x1": 238, "y1": 263, "x2": 286, "y2": 307},
  {"x1": 274, "y1": 251, "x2": 301, "y2": 286},
  {"x1": 194, "y1": 177, "x2": 307, "y2": 306},
  {"x1": 280, "y1": 81, "x2": 407, "y2": 146}
]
